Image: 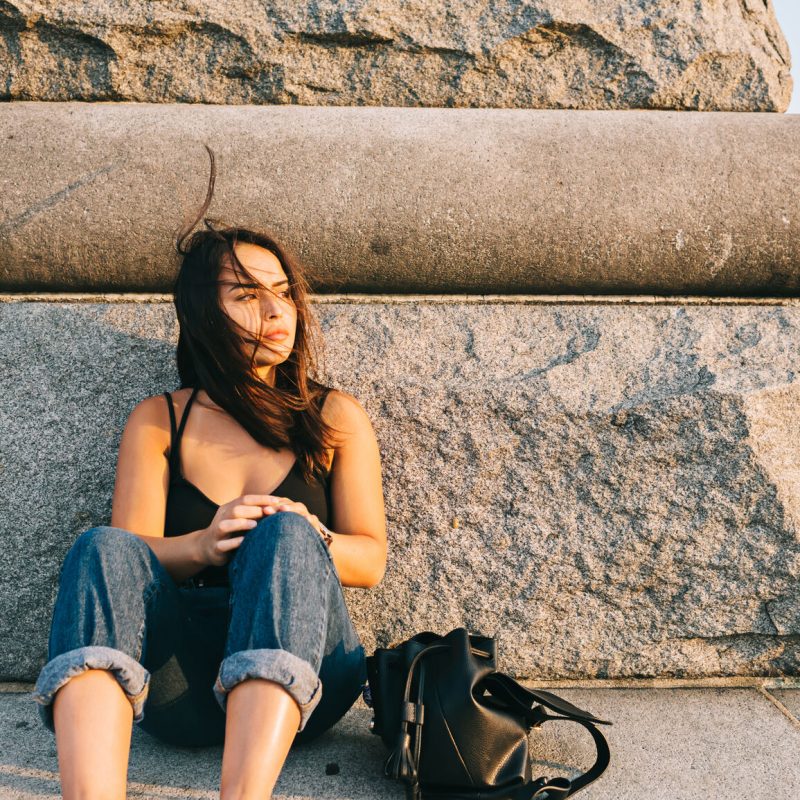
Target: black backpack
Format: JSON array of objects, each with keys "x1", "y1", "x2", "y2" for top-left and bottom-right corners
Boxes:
[{"x1": 365, "y1": 627, "x2": 611, "y2": 800}]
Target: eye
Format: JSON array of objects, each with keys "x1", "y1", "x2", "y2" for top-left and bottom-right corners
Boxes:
[{"x1": 236, "y1": 289, "x2": 291, "y2": 301}]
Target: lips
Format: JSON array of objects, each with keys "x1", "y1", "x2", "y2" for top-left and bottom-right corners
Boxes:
[{"x1": 244, "y1": 331, "x2": 289, "y2": 347}]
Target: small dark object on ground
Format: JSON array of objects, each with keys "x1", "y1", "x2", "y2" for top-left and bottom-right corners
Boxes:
[{"x1": 325, "y1": 762, "x2": 340, "y2": 775}]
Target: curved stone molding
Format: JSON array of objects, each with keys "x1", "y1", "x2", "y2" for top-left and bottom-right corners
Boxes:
[
  {"x1": 0, "y1": 103, "x2": 798, "y2": 295},
  {"x1": 3, "y1": 298, "x2": 799, "y2": 679},
  {"x1": 0, "y1": 1, "x2": 792, "y2": 110}
]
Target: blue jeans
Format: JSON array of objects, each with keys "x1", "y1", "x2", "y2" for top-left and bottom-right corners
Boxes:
[{"x1": 31, "y1": 511, "x2": 368, "y2": 747}]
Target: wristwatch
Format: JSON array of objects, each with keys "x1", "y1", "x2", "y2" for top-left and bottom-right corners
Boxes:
[{"x1": 317, "y1": 522, "x2": 333, "y2": 547}]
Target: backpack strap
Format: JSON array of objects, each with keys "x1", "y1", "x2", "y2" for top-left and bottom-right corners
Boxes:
[
  {"x1": 481, "y1": 673, "x2": 612, "y2": 725},
  {"x1": 382, "y1": 641, "x2": 449, "y2": 800},
  {"x1": 481, "y1": 673, "x2": 612, "y2": 799}
]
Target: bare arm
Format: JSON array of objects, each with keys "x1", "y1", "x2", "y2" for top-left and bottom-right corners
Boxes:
[
  {"x1": 112, "y1": 390, "x2": 388, "y2": 588},
  {"x1": 321, "y1": 391, "x2": 387, "y2": 589},
  {"x1": 110, "y1": 396, "x2": 207, "y2": 584}
]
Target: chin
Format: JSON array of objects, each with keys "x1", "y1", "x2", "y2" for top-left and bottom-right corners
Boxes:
[{"x1": 255, "y1": 352, "x2": 288, "y2": 367}]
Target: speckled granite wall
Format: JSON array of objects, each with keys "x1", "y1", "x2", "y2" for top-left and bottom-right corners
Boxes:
[{"x1": 2, "y1": 297, "x2": 798, "y2": 681}]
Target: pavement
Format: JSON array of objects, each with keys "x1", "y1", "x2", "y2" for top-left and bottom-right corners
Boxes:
[{"x1": 1, "y1": 679, "x2": 798, "y2": 799}]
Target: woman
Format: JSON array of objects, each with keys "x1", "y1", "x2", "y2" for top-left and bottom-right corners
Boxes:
[{"x1": 31, "y1": 150, "x2": 387, "y2": 800}]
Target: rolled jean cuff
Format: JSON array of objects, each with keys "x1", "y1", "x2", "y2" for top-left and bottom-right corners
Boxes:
[
  {"x1": 31, "y1": 646, "x2": 150, "y2": 733},
  {"x1": 214, "y1": 649, "x2": 322, "y2": 732}
]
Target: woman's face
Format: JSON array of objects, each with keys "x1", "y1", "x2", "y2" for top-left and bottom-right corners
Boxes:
[{"x1": 218, "y1": 242, "x2": 297, "y2": 374}]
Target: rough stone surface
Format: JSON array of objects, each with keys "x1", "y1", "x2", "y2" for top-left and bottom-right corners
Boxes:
[
  {"x1": 1, "y1": 684, "x2": 799, "y2": 799},
  {"x1": 1, "y1": 103, "x2": 799, "y2": 295},
  {"x1": 0, "y1": 1, "x2": 792, "y2": 111},
  {"x1": 2, "y1": 299, "x2": 800, "y2": 681}
]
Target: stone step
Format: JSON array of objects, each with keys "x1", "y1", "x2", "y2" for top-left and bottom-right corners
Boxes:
[
  {"x1": 1, "y1": 103, "x2": 798, "y2": 295},
  {"x1": 2, "y1": 679, "x2": 799, "y2": 799}
]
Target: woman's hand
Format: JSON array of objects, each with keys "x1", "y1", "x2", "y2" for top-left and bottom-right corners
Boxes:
[
  {"x1": 196, "y1": 494, "x2": 274, "y2": 567},
  {"x1": 261, "y1": 496, "x2": 326, "y2": 539}
]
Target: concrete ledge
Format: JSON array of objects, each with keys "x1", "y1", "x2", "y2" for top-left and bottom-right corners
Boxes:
[
  {"x1": 0, "y1": 103, "x2": 798, "y2": 295},
  {"x1": 4, "y1": 293, "x2": 800, "y2": 306},
  {"x1": 2, "y1": 680, "x2": 799, "y2": 799},
  {"x1": 3, "y1": 297, "x2": 799, "y2": 681}
]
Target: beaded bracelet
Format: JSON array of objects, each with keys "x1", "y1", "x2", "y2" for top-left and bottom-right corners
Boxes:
[{"x1": 317, "y1": 522, "x2": 333, "y2": 547}]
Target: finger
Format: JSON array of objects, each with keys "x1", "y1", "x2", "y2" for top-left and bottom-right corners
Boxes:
[
  {"x1": 264, "y1": 499, "x2": 300, "y2": 509},
  {"x1": 242, "y1": 494, "x2": 292, "y2": 505},
  {"x1": 218, "y1": 518, "x2": 258, "y2": 535},
  {"x1": 217, "y1": 536, "x2": 245, "y2": 552},
  {"x1": 263, "y1": 503, "x2": 297, "y2": 515},
  {"x1": 228, "y1": 504, "x2": 268, "y2": 519}
]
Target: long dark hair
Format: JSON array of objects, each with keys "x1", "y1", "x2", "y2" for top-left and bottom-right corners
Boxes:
[{"x1": 172, "y1": 145, "x2": 339, "y2": 484}]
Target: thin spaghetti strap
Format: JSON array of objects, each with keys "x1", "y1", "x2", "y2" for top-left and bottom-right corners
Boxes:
[
  {"x1": 163, "y1": 392, "x2": 178, "y2": 468},
  {"x1": 163, "y1": 388, "x2": 198, "y2": 475},
  {"x1": 163, "y1": 392, "x2": 177, "y2": 434},
  {"x1": 176, "y1": 387, "x2": 200, "y2": 442}
]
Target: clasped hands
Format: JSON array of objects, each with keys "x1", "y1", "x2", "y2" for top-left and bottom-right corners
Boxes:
[{"x1": 197, "y1": 493, "x2": 326, "y2": 568}]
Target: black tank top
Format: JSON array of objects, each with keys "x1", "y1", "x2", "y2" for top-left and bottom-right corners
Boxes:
[{"x1": 163, "y1": 386, "x2": 333, "y2": 586}]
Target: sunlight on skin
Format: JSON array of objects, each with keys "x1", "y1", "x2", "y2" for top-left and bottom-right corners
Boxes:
[
  {"x1": 218, "y1": 242, "x2": 298, "y2": 388},
  {"x1": 220, "y1": 679, "x2": 302, "y2": 800},
  {"x1": 51, "y1": 669, "x2": 133, "y2": 800}
]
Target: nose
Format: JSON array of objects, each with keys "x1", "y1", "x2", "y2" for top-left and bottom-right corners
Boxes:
[{"x1": 260, "y1": 290, "x2": 285, "y2": 318}]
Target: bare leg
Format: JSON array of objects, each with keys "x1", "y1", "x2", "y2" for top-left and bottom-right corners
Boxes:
[
  {"x1": 52, "y1": 669, "x2": 133, "y2": 800},
  {"x1": 220, "y1": 678, "x2": 302, "y2": 800}
]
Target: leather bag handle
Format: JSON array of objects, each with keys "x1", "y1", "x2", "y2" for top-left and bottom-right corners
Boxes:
[{"x1": 482, "y1": 673, "x2": 612, "y2": 799}]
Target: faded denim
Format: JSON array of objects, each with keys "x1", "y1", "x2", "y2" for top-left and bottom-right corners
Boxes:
[{"x1": 31, "y1": 511, "x2": 367, "y2": 747}]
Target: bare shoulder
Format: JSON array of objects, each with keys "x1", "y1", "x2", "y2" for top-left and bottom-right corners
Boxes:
[
  {"x1": 128, "y1": 392, "x2": 172, "y2": 424},
  {"x1": 321, "y1": 389, "x2": 374, "y2": 445},
  {"x1": 124, "y1": 392, "x2": 175, "y2": 456}
]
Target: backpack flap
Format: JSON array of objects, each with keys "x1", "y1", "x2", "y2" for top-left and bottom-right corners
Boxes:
[
  {"x1": 367, "y1": 631, "x2": 446, "y2": 749},
  {"x1": 366, "y1": 629, "x2": 497, "y2": 749}
]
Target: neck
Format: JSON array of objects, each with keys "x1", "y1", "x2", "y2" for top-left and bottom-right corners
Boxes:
[
  {"x1": 254, "y1": 365, "x2": 277, "y2": 386},
  {"x1": 197, "y1": 367, "x2": 279, "y2": 410}
]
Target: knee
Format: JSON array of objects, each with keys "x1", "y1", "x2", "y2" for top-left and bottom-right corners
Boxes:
[
  {"x1": 66, "y1": 526, "x2": 149, "y2": 563},
  {"x1": 255, "y1": 511, "x2": 319, "y2": 540},
  {"x1": 235, "y1": 512, "x2": 325, "y2": 562}
]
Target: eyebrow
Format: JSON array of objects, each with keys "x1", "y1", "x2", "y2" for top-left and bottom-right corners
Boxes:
[{"x1": 222, "y1": 279, "x2": 290, "y2": 292}]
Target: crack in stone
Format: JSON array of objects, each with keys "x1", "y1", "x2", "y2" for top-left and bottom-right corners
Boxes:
[
  {"x1": 296, "y1": 30, "x2": 393, "y2": 48},
  {"x1": 764, "y1": 598, "x2": 782, "y2": 636},
  {"x1": 521, "y1": 326, "x2": 601, "y2": 378},
  {"x1": 0, "y1": 163, "x2": 117, "y2": 235}
]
